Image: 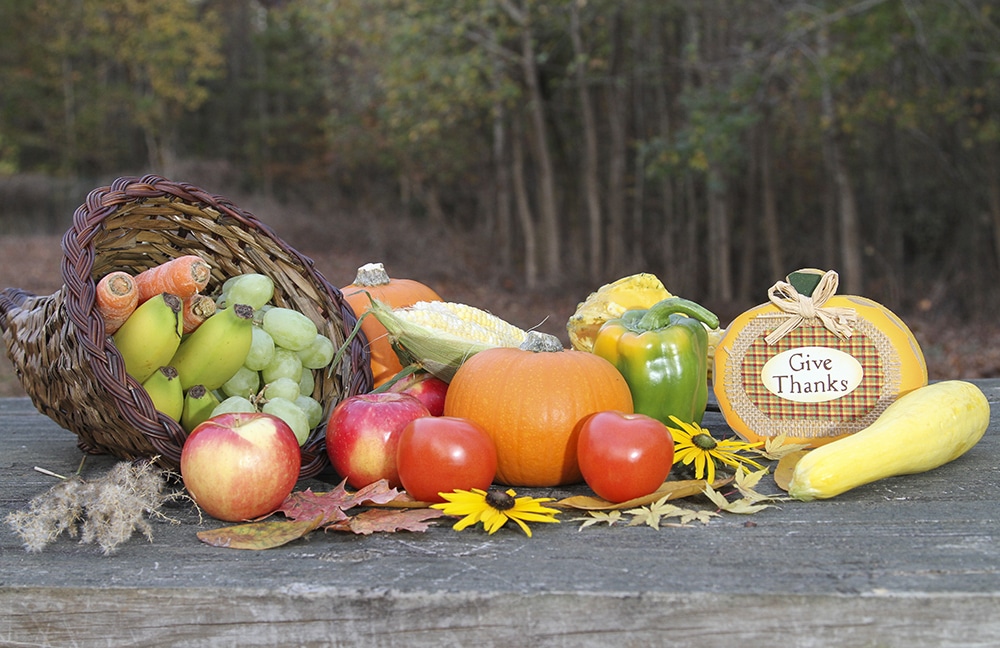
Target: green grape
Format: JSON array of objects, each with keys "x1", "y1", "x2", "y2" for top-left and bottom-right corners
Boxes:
[
  {"x1": 294, "y1": 395, "x2": 324, "y2": 429},
  {"x1": 221, "y1": 365, "x2": 260, "y2": 399},
  {"x1": 298, "y1": 368, "x2": 315, "y2": 396},
  {"x1": 262, "y1": 307, "x2": 318, "y2": 351},
  {"x1": 244, "y1": 326, "x2": 276, "y2": 371},
  {"x1": 296, "y1": 333, "x2": 336, "y2": 369},
  {"x1": 252, "y1": 304, "x2": 273, "y2": 326},
  {"x1": 225, "y1": 273, "x2": 274, "y2": 310},
  {"x1": 261, "y1": 347, "x2": 303, "y2": 384},
  {"x1": 211, "y1": 395, "x2": 256, "y2": 416},
  {"x1": 262, "y1": 397, "x2": 310, "y2": 445},
  {"x1": 216, "y1": 275, "x2": 242, "y2": 307},
  {"x1": 264, "y1": 376, "x2": 300, "y2": 402}
]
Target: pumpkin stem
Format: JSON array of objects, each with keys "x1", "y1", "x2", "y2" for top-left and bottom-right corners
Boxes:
[
  {"x1": 353, "y1": 262, "x2": 392, "y2": 287},
  {"x1": 518, "y1": 330, "x2": 564, "y2": 353}
]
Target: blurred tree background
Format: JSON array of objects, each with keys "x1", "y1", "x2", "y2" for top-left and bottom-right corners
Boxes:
[{"x1": 1, "y1": 0, "x2": 999, "y2": 324}]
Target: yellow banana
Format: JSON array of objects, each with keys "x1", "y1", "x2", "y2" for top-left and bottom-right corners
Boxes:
[
  {"x1": 141, "y1": 365, "x2": 184, "y2": 422},
  {"x1": 181, "y1": 384, "x2": 221, "y2": 433},
  {"x1": 112, "y1": 293, "x2": 184, "y2": 383},
  {"x1": 169, "y1": 303, "x2": 254, "y2": 391}
]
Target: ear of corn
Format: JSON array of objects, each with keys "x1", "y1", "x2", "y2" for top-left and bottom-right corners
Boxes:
[{"x1": 369, "y1": 299, "x2": 528, "y2": 382}]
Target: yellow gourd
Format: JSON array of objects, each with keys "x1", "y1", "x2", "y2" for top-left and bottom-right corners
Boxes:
[
  {"x1": 567, "y1": 273, "x2": 672, "y2": 353},
  {"x1": 787, "y1": 380, "x2": 990, "y2": 501}
]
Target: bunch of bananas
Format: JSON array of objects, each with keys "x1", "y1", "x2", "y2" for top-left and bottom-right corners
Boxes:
[{"x1": 109, "y1": 268, "x2": 337, "y2": 446}]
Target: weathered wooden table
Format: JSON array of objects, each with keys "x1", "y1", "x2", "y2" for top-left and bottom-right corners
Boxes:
[{"x1": 2, "y1": 381, "x2": 999, "y2": 647}]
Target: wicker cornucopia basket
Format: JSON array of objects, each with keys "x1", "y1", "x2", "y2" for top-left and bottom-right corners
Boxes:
[{"x1": 0, "y1": 175, "x2": 372, "y2": 479}]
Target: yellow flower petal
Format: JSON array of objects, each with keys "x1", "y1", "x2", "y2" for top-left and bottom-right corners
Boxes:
[
  {"x1": 481, "y1": 508, "x2": 508, "y2": 534},
  {"x1": 508, "y1": 516, "x2": 533, "y2": 537}
]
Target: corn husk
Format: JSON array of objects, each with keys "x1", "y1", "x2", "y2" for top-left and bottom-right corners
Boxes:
[{"x1": 369, "y1": 299, "x2": 527, "y2": 382}]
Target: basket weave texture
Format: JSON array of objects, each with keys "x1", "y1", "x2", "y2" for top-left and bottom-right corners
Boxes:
[{"x1": 0, "y1": 175, "x2": 372, "y2": 478}]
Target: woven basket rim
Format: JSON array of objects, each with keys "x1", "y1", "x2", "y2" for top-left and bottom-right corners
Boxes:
[{"x1": 6, "y1": 174, "x2": 372, "y2": 478}]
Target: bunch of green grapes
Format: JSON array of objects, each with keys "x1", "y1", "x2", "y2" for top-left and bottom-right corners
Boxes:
[{"x1": 209, "y1": 273, "x2": 336, "y2": 445}]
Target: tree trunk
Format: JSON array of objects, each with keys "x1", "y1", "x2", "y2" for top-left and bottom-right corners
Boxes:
[
  {"x1": 988, "y1": 147, "x2": 1000, "y2": 276},
  {"x1": 511, "y1": 117, "x2": 538, "y2": 290},
  {"x1": 605, "y1": 9, "x2": 627, "y2": 276},
  {"x1": 760, "y1": 108, "x2": 783, "y2": 281},
  {"x1": 707, "y1": 166, "x2": 732, "y2": 301},
  {"x1": 818, "y1": 25, "x2": 862, "y2": 293},
  {"x1": 493, "y1": 97, "x2": 513, "y2": 274},
  {"x1": 569, "y1": 1, "x2": 603, "y2": 282},
  {"x1": 511, "y1": 2, "x2": 560, "y2": 285},
  {"x1": 652, "y1": 17, "x2": 677, "y2": 288}
]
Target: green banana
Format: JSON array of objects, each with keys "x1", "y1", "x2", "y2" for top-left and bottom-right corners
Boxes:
[
  {"x1": 170, "y1": 303, "x2": 254, "y2": 391},
  {"x1": 112, "y1": 293, "x2": 184, "y2": 383},
  {"x1": 141, "y1": 365, "x2": 184, "y2": 421},
  {"x1": 181, "y1": 384, "x2": 221, "y2": 432}
]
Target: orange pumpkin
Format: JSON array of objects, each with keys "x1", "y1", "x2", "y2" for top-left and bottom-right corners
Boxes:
[
  {"x1": 444, "y1": 332, "x2": 634, "y2": 487},
  {"x1": 341, "y1": 262, "x2": 442, "y2": 388}
]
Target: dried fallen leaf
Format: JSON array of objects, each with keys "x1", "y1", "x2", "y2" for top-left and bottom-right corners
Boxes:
[
  {"x1": 733, "y1": 466, "x2": 789, "y2": 503},
  {"x1": 623, "y1": 497, "x2": 716, "y2": 530},
  {"x1": 754, "y1": 432, "x2": 811, "y2": 461},
  {"x1": 569, "y1": 510, "x2": 624, "y2": 530},
  {"x1": 774, "y1": 450, "x2": 810, "y2": 491},
  {"x1": 555, "y1": 478, "x2": 731, "y2": 511},
  {"x1": 703, "y1": 484, "x2": 773, "y2": 515},
  {"x1": 277, "y1": 479, "x2": 404, "y2": 523},
  {"x1": 197, "y1": 516, "x2": 326, "y2": 550},
  {"x1": 325, "y1": 508, "x2": 445, "y2": 535}
]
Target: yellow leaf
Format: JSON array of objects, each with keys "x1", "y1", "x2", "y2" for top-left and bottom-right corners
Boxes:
[
  {"x1": 704, "y1": 484, "x2": 774, "y2": 515},
  {"x1": 755, "y1": 432, "x2": 811, "y2": 461},
  {"x1": 569, "y1": 510, "x2": 623, "y2": 530}
]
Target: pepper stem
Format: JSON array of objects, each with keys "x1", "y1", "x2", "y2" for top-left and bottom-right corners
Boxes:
[{"x1": 635, "y1": 297, "x2": 720, "y2": 331}]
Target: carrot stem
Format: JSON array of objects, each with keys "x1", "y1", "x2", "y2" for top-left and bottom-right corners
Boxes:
[
  {"x1": 96, "y1": 271, "x2": 138, "y2": 334},
  {"x1": 135, "y1": 255, "x2": 212, "y2": 304}
]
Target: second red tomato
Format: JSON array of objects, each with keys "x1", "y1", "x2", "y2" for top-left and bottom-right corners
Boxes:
[
  {"x1": 396, "y1": 416, "x2": 498, "y2": 503},
  {"x1": 576, "y1": 410, "x2": 675, "y2": 503}
]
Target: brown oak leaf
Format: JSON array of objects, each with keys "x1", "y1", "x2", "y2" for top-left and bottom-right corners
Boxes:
[
  {"x1": 325, "y1": 508, "x2": 445, "y2": 535},
  {"x1": 277, "y1": 479, "x2": 404, "y2": 524}
]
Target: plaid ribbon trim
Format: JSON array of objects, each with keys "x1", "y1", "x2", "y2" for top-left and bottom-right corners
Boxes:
[
  {"x1": 722, "y1": 315, "x2": 904, "y2": 439},
  {"x1": 743, "y1": 322, "x2": 880, "y2": 419}
]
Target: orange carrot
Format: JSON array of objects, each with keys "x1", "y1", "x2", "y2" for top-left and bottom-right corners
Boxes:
[
  {"x1": 96, "y1": 271, "x2": 139, "y2": 334},
  {"x1": 182, "y1": 293, "x2": 217, "y2": 334},
  {"x1": 135, "y1": 255, "x2": 212, "y2": 304}
]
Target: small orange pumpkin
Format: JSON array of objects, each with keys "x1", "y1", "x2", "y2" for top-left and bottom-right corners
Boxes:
[
  {"x1": 444, "y1": 332, "x2": 634, "y2": 487},
  {"x1": 342, "y1": 262, "x2": 442, "y2": 387}
]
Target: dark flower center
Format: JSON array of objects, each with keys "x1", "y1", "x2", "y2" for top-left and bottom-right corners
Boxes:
[
  {"x1": 485, "y1": 490, "x2": 516, "y2": 511},
  {"x1": 692, "y1": 433, "x2": 718, "y2": 451}
]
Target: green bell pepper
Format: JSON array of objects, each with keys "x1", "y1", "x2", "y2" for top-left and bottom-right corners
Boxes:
[{"x1": 592, "y1": 297, "x2": 720, "y2": 425}]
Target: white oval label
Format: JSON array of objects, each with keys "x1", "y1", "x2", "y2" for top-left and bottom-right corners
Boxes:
[{"x1": 760, "y1": 346, "x2": 864, "y2": 403}]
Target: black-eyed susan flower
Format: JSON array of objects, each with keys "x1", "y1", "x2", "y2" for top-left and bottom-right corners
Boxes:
[
  {"x1": 431, "y1": 488, "x2": 560, "y2": 537},
  {"x1": 667, "y1": 416, "x2": 764, "y2": 484}
]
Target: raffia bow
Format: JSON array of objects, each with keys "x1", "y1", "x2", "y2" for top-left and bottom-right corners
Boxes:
[{"x1": 763, "y1": 270, "x2": 857, "y2": 345}]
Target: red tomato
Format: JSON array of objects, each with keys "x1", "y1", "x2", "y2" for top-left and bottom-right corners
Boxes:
[
  {"x1": 396, "y1": 416, "x2": 498, "y2": 503},
  {"x1": 576, "y1": 410, "x2": 675, "y2": 503}
]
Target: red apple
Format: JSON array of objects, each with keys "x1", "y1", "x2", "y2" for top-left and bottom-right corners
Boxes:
[
  {"x1": 180, "y1": 412, "x2": 301, "y2": 522},
  {"x1": 387, "y1": 371, "x2": 449, "y2": 416},
  {"x1": 325, "y1": 392, "x2": 431, "y2": 489}
]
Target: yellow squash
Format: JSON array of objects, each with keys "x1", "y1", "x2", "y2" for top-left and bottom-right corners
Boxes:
[{"x1": 787, "y1": 380, "x2": 990, "y2": 501}]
